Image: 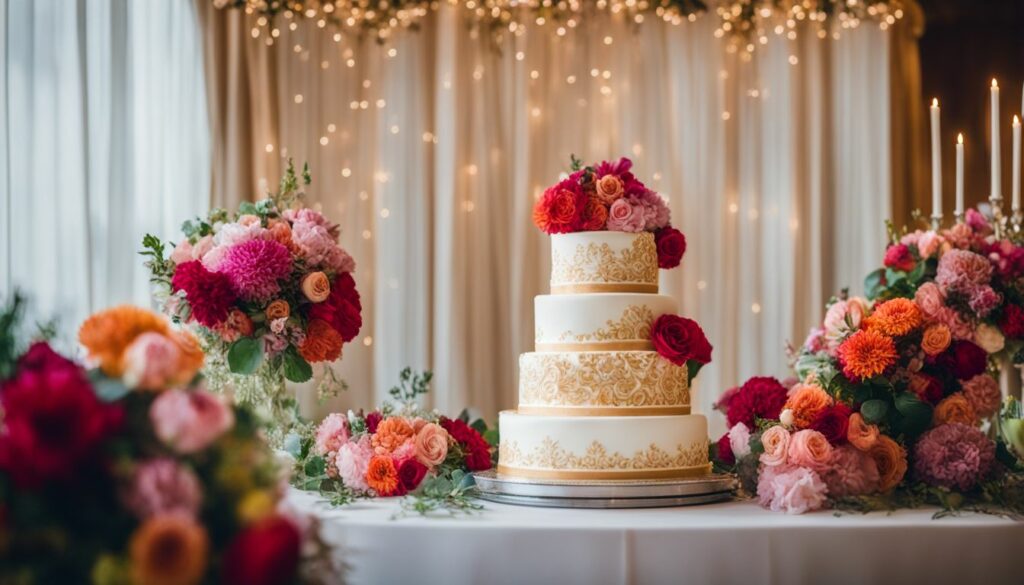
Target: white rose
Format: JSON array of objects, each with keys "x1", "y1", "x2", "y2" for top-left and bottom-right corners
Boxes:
[
  {"x1": 975, "y1": 323, "x2": 1005, "y2": 354},
  {"x1": 779, "y1": 408, "x2": 795, "y2": 428}
]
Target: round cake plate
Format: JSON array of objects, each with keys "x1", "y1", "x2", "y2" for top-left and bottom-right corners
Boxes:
[{"x1": 472, "y1": 470, "x2": 737, "y2": 509}]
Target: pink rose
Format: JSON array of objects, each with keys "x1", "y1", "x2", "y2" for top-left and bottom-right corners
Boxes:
[
  {"x1": 606, "y1": 198, "x2": 646, "y2": 233},
  {"x1": 336, "y1": 435, "x2": 373, "y2": 492},
  {"x1": 759, "y1": 425, "x2": 791, "y2": 467},
  {"x1": 756, "y1": 464, "x2": 828, "y2": 514},
  {"x1": 917, "y1": 231, "x2": 944, "y2": 259},
  {"x1": 238, "y1": 214, "x2": 261, "y2": 227},
  {"x1": 170, "y1": 240, "x2": 194, "y2": 265},
  {"x1": 150, "y1": 389, "x2": 234, "y2": 454},
  {"x1": 787, "y1": 429, "x2": 833, "y2": 471},
  {"x1": 914, "y1": 282, "x2": 945, "y2": 318},
  {"x1": 414, "y1": 423, "x2": 449, "y2": 467},
  {"x1": 314, "y1": 413, "x2": 350, "y2": 455},
  {"x1": 823, "y1": 298, "x2": 868, "y2": 345},
  {"x1": 122, "y1": 332, "x2": 183, "y2": 391},
  {"x1": 192, "y1": 235, "x2": 214, "y2": 261}
]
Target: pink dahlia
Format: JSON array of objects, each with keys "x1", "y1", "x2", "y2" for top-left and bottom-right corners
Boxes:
[
  {"x1": 820, "y1": 445, "x2": 880, "y2": 498},
  {"x1": 936, "y1": 249, "x2": 993, "y2": 293},
  {"x1": 170, "y1": 260, "x2": 238, "y2": 328},
  {"x1": 219, "y1": 239, "x2": 293, "y2": 301},
  {"x1": 627, "y1": 189, "x2": 671, "y2": 231},
  {"x1": 123, "y1": 458, "x2": 203, "y2": 520},
  {"x1": 314, "y1": 413, "x2": 351, "y2": 456},
  {"x1": 913, "y1": 423, "x2": 995, "y2": 491},
  {"x1": 960, "y1": 374, "x2": 1002, "y2": 419},
  {"x1": 291, "y1": 212, "x2": 353, "y2": 273},
  {"x1": 756, "y1": 464, "x2": 828, "y2": 514}
]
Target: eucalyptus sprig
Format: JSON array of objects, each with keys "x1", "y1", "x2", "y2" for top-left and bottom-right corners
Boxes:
[{"x1": 394, "y1": 470, "x2": 484, "y2": 519}]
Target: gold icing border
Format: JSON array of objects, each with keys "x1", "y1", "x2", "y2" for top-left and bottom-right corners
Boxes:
[
  {"x1": 496, "y1": 463, "x2": 712, "y2": 480},
  {"x1": 551, "y1": 283, "x2": 659, "y2": 294},
  {"x1": 536, "y1": 341, "x2": 654, "y2": 352},
  {"x1": 517, "y1": 405, "x2": 691, "y2": 416},
  {"x1": 498, "y1": 437, "x2": 710, "y2": 476}
]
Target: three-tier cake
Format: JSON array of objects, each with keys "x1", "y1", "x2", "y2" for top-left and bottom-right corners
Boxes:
[{"x1": 497, "y1": 157, "x2": 713, "y2": 481}]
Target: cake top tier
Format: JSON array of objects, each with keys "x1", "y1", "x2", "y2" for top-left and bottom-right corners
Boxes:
[{"x1": 551, "y1": 231, "x2": 658, "y2": 293}]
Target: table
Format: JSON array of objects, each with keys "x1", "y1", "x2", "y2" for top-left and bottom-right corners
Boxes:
[{"x1": 288, "y1": 489, "x2": 1023, "y2": 585}]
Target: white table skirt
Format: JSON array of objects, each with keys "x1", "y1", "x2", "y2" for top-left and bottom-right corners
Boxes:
[{"x1": 288, "y1": 489, "x2": 1023, "y2": 585}]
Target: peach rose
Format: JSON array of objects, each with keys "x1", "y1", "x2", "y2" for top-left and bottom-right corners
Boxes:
[
  {"x1": 920, "y1": 324, "x2": 951, "y2": 356},
  {"x1": 170, "y1": 239, "x2": 194, "y2": 265},
  {"x1": 301, "y1": 271, "x2": 331, "y2": 303},
  {"x1": 414, "y1": 423, "x2": 450, "y2": 467},
  {"x1": 933, "y1": 393, "x2": 977, "y2": 426},
  {"x1": 265, "y1": 299, "x2": 291, "y2": 321},
  {"x1": 917, "y1": 231, "x2": 944, "y2": 259},
  {"x1": 122, "y1": 332, "x2": 183, "y2": 391},
  {"x1": 371, "y1": 417, "x2": 415, "y2": 455},
  {"x1": 594, "y1": 175, "x2": 625, "y2": 205},
  {"x1": 868, "y1": 435, "x2": 907, "y2": 492},
  {"x1": 267, "y1": 220, "x2": 295, "y2": 251},
  {"x1": 758, "y1": 425, "x2": 791, "y2": 467},
  {"x1": 787, "y1": 429, "x2": 833, "y2": 470},
  {"x1": 783, "y1": 384, "x2": 833, "y2": 429},
  {"x1": 238, "y1": 214, "x2": 261, "y2": 227},
  {"x1": 846, "y1": 412, "x2": 880, "y2": 451},
  {"x1": 914, "y1": 282, "x2": 944, "y2": 317}
]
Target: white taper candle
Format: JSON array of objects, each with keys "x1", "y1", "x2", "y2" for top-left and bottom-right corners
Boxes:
[
  {"x1": 930, "y1": 98, "x2": 942, "y2": 220},
  {"x1": 992, "y1": 79, "x2": 1001, "y2": 201},
  {"x1": 956, "y1": 133, "x2": 964, "y2": 220},
  {"x1": 1014, "y1": 115, "x2": 1021, "y2": 213}
]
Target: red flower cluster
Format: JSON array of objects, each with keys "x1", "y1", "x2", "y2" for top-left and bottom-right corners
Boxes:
[
  {"x1": 654, "y1": 226, "x2": 687, "y2": 269},
  {"x1": 651, "y1": 314, "x2": 712, "y2": 367},
  {"x1": 364, "y1": 411, "x2": 382, "y2": 433},
  {"x1": 933, "y1": 340, "x2": 987, "y2": 380},
  {"x1": 715, "y1": 434, "x2": 735, "y2": 466},
  {"x1": 397, "y1": 458, "x2": 429, "y2": 493},
  {"x1": 439, "y1": 417, "x2": 491, "y2": 471},
  {"x1": 809, "y1": 403, "x2": 853, "y2": 445},
  {"x1": 883, "y1": 243, "x2": 915, "y2": 272},
  {"x1": 222, "y1": 515, "x2": 302, "y2": 585},
  {"x1": 308, "y1": 272, "x2": 362, "y2": 343},
  {"x1": 171, "y1": 260, "x2": 238, "y2": 327},
  {"x1": 532, "y1": 180, "x2": 588, "y2": 234},
  {"x1": 722, "y1": 376, "x2": 788, "y2": 429},
  {"x1": 0, "y1": 343, "x2": 123, "y2": 488},
  {"x1": 1000, "y1": 304, "x2": 1024, "y2": 339}
]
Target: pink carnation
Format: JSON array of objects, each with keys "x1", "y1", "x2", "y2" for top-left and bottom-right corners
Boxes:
[
  {"x1": 968, "y1": 286, "x2": 1001, "y2": 318},
  {"x1": 291, "y1": 212, "x2": 353, "y2": 273},
  {"x1": 756, "y1": 464, "x2": 829, "y2": 514},
  {"x1": 627, "y1": 190, "x2": 671, "y2": 231},
  {"x1": 150, "y1": 389, "x2": 235, "y2": 454},
  {"x1": 943, "y1": 222, "x2": 975, "y2": 249},
  {"x1": 913, "y1": 423, "x2": 995, "y2": 491},
  {"x1": 219, "y1": 239, "x2": 293, "y2": 301},
  {"x1": 314, "y1": 413, "x2": 351, "y2": 456},
  {"x1": 123, "y1": 458, "x2": 202, "y2": 520},
  {"x1": 803, "y1": 327, "x2": 827, "y2": 353},
  {"x1": 965, "y1": 208, "x2": 992, "y2": 235},
  {"x1": 820, "y1": 445, "x2": 880, "y2": 498},
  {"x1": 336, "y1": 435, "x2": 373, "y2": 492},
  {"x1": 960, "y1": 374, "x2": 1002, "y2": 418},
  {"x1": 606, "y1": 198, "x2": 646, "y2": 233},
  {"x1": 936, "y1": 249, "x2": 993, "y2": 293}
]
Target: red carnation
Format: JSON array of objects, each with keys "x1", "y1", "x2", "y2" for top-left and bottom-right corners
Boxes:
[
  {"x1": 654, "y1": 226, "x2": 687, "y2": 269},
  {"x1": 715, "y1": 433, "x2": 735, "y2": 466},
  {"x1": 222, "y1": 515, "x2": 302, "y2": 585},
  {"x1": 1000, "y1": 304, "x2": 1024, "y2": 339},
  {"x1": 171, "y1": 260, "x2": 238, "y2": 328},
  {"x1": 308, "y1": 272, "x2": 362, "y2": 342},
  {"x1": 439, "y1": 417, "x2": 492, "y2": 471},
  {"x1": 532, "y1": 181, "x2": 588, "y2": 234},
  {"x1": 934, "y1": 340, "x2": 988, "y2": 380},
  {"x1": 651, "y1": 314, "x2": 712, "y2": 367},
  {"x1": 364, "y1": 411, "x2": 382, "y2": 433},
  {"x1": 725, "y1": 376, "x2": 788, "y2": 429},
  {"x1": 397, "y1": 458, "x2": 429, "y2": 492},
  {"x1": 0, "y1": 342, "x2": 123, "y2": 488},
  {"x1": 883, "y1": 243, "x2": 916, "y2": 272},
  {"x1": 809, "y1": 402, "x2": 853, "y2": 445}
]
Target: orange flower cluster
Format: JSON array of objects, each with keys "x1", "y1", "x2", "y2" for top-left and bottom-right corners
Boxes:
[
  {"x1": 837, "y1": 329, "x2": 898, "y2": 380},
  {"x1": 864, "y1": 298, "x2": 922, "y2": 337},
  {"x1": 298, "y1": 318, "x2": 343, "y2": 363},
  {"x1": 365, "y1": 455, "x2": 400, "y2": 496},
  {"x1": 129, "y1": 514, "x2": 209, "y2": 585},
  {"x1": 783, "y1": 384, "x2": 833, "y2": 429}
]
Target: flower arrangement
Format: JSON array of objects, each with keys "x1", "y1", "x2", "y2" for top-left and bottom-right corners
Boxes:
[
  {"x1": 533, "y1": 155, "x2": 687, "y2": 269},
  {"x1": 711, "y1": 207, "x2": 1024, "y2": 515},
  {"x1": 142, "y1": 161, "x2": 360, "y2": 437},
  {"x1": 288, "y1": 369, "x2": 496, "y2": 515},
  {"x1": 0, "y1": 296, "x2": 336, "y2": 584}
]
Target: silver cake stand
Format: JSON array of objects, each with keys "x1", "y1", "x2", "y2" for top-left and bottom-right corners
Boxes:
[{"x1": 473, "y1": 470, "x2": 736, "y2": 509}]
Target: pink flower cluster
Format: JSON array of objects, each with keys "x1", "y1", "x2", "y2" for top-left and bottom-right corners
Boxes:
[{"x1": 912, "y1": 423, "x2": 995, "y2": 491}]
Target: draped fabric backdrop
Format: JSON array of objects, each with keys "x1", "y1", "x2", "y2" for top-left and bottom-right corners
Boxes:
[
  {"x1": 197, "y1": 3, "x2": 897, "y2": 434},
  {"x1": 0, "y1": 0, "x2": 210, "y2": 352}
]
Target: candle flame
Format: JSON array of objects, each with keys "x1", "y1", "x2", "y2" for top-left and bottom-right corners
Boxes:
[
  {"x1": 958, "y1": 133, "x2": 963, "y2": 144},
  {"x1": 931, "y1": 98, "x2": 938, "y2": 107},
  {"x1": 992, "y1": 78, "x2": 999, "y2": 88},
  {"x1": 1015, "y1": 115, "x2": 1021, "y2": 126}
]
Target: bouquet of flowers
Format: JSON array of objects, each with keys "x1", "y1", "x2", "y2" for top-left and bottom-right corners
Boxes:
[
  {"x1": 288, "y1": 369, "x2": 496, "y2": 515},
  {"x1": 0, "y1": 297, "x2": 336, "y2": 584},
  {"x1": 711, "y1": 207, "x2": 1024, "y2": 515},
  {"x1": 142, "y1": 162, "x2": 361, "y2": 435},
  {"x1": 532, "y1": 155, "x2": 688, "y2": 269}
]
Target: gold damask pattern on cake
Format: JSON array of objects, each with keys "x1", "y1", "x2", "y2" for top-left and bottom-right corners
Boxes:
[
  {"x1": 550, "y1": 232, "x2": 658, "y2": 292},
  {"x1": 555, "y1": 304, "x2": 654, "y2": 343},
  {"x1": 519, "y1": 351, "x2": 689, "y2": 412},
  {"x1": 498, "y1": 437, "x2": 709, "y2": 472}
]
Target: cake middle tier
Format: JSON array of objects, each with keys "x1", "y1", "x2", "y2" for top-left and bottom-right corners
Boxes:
[
  {"x1": 534, "y1": 292, "x2": 677, "y2": 351},
  {"x1": 519, "y1": 351, "x2": 689, "y2": 415}
]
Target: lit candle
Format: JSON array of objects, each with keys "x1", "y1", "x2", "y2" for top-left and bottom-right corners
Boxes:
[
  {"x1": 956, "y1": 133, "x2": 964, "y2": 220},
  {"x1": 992, "y1": 79, "x2": 1001, "y2": 202},
  {"x1": 930, "y1": 98, "x2": 942, "y2": 221},
  {"x1": 1014, "y1": 115, "x2": 1021, "y2": 214}
]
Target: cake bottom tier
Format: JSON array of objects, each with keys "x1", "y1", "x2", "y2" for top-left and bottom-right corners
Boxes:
[{"x1": 497, "y1": 410, "x2": 711, "y2": 480}]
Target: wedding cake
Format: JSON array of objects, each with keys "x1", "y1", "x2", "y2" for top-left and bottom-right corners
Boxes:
[{"x1": 497, "y1": 158, "x2": 713, "y2": 481}]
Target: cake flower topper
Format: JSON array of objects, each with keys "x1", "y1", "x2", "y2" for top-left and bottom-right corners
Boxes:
[{"x1": 533, "y1": 155, "x2": 686, "y2": 269}]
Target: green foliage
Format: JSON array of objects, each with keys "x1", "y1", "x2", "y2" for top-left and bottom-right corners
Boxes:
[
  {"x1": 892, "y1": 392, "x2": 933, "y2": 438},
  {"x1": 687, "y1": 359, "x2": 705, "y2": 382},
  {"x1": 227, "y1": 337, "x2": 264, "y2": 374},
  {"x1": 395, "y1": 470, "x2": 484, "y2": 519},
  {"x1": 139, "y1": 233, "x2": 173, "y2": 286},
  {"x1": 0, "y1": 292, "x2": 27, "y2": 380},
  {"x1": 860, "y1": 399, "x2": 889, "y2": 424},
  {"x1": 569, "y1": 153, "x2": 584, "y2": 172},
  {"x1": 388, "y1": 367, "x2": 432, "y2": 404},
  {"x1": 282, "y1": 347, "x2": 313, "y2": 383}
]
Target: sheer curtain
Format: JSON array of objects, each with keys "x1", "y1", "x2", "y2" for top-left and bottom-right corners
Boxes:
[{"x1": 0, "y1": 0, "x2": 209, "y2": 348}]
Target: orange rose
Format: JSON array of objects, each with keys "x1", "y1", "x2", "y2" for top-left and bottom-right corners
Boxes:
[
  {"x1": 868, "y1": 435, "x2": 908, "y2": 492},
  {"x1": 237, "y1": 214, "x2": 261, "y2": 227},
  {"x1": 365, "y1": 455, "x2": 400, "y2": 496},
  {"x1": 265, "y1": 299, "x2": 291, "y2": 321},
  {"x1": 846, "y1": 412, "x2": 880, "y2": 451},
  {"x1": 594, "y1": 175, "x2": 624, "y2": 205},
  {"x1": 170, "y1": 329, "x2": 204, "y2": 385},
  {"x1": 267, "y1": 219, "x2": 295, "y2": 251},
  {"x1": 78, "y1": 306, "x2": 170, "y2": 377},
  {"x1": 414, "y1": 423, "x2": 450, "y2": 467},
  {"x1": 933, "y1": 393, "x2": 977, "y2": 426},
  {"x1": 920, "y1": 324, "x2": 952, "y2": 356},
  {"x1": 301, "y1": 271, "x2": 331, "y2": 303},
  {"x1": 783, "y1": 384, "x2": 833, "y2": 429},
  {"x1": 371, "y1": 417, "x2": 415, "y2": 455},
  {"x1": 298, "y1": 319, "x2": 343, "y2": 363},
  {"x1": 129, "y1": 515, "x2": 209, "y2": 585}
]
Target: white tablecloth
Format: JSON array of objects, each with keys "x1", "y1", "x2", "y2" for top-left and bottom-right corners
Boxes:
[{"x1": 289, "y1": 489, "x2": 1022, "y2": 585}]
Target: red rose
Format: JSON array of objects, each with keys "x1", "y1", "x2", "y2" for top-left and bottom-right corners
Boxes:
[
  {"x1": 222, "y1": 516, "x2": 302, "y2": 585},
  {"x1": 934, "y1": 340, "x2": 988, "y2": 380},
  {"x1": 725, "y1": 376, "x2": 788, "y2": 429},
  {"x1": 654, "y1": 226, "x2": 687, "y2": 269},
  {"x1": 715, "y1": 433, "x2": 735, "y2": 466},
  {"x1": 0, "y1": 343, "x2": 123, "y2": 488},
  {"x1": 439, "y1": 417, "x2": 492, "y2": 472},
  {"x1": 532, "y1": 181, "x2": 588, "y2": 234},
  {"x1": 307, "y1": 272, "x2": 362, "y2": 342},
  {"x1": 171, "y1": 260, "x2": 238, "y2": 327},
  {"x1": 651, "y1": 314, "x2": 712, "y2": 367},
  {"x1": 809, "y1": 403, "x2": 853, "y2": 445},
  {"x1": 364, "y1": 411, "x2": 382, "y2": 433},
  {"x1": 397, "y1": 458, "x2": 429, "y2": 492},
  {"x1": 909, "y1": 372, "x2": 945, "y2": 404},
  {"x1": 883, "y1": 243, "x2": 916, "y2": 272},
  {"x1": 1000, "y1": 304, "x2": 1024, "y2": 339},
  {"x1": 579, "y1": 197, "x2": 609, "y2": 231}
]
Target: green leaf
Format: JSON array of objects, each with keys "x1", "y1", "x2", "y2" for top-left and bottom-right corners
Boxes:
[
  {"x1": 469, "y1": 418, "x2": 488, "y2": 435},
  {"x1": 304, "y1": 455, "x2": 326, "y2": 477},
  {"x1": 907, "y1": 260, "x2": 927, "y2": 284},
  {"x1": 283, "y1": 348, "x2": 313, "y2": 383},
  {"x1": 894, "y1": 392, "x2": 933, "y2": 437},
  {"x1": 864, "y1": 268, "x2": 885, "y2": 300},
  {"x1": 227, "y1": 337, "x2": 263, "y2": 374},
  {"x1": 238, "y1": 201, "x2": 259, "y2": 216},
  {"x1": 482, "y1": 428, "x2": 500, "y2": 447},
  {"x1": 861, "y1": 399, "x2": 889, "y2": 424},
  {"x1": 687, "y1": 360, "x2": 705, "y2": 382}
]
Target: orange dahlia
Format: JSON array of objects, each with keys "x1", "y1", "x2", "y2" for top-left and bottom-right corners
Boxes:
[
  {"x1": 365, "y1": 455, "x2": 400, "y2": 496},
  {"x1": 864, "y1": 298, "x2": 922, "y2": 337},
  {"x1": 371, "y1": 417, "x2": 415, "y2": 454},
  {"x1": 79, "y1": 306, "x2": 170, "y2": 377},
  {"x1": 783, "y1": 384, "x2": 834, "y2": 429},
  {"x1": 837, "y1": 329, "x2": 898, "y2": 380},
  {"x1": 129, "y1": 514, "x2": 209, "y2": 585},
  {"x1": 298, "y1": 319, "x2": 343, "y2": 363}
]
